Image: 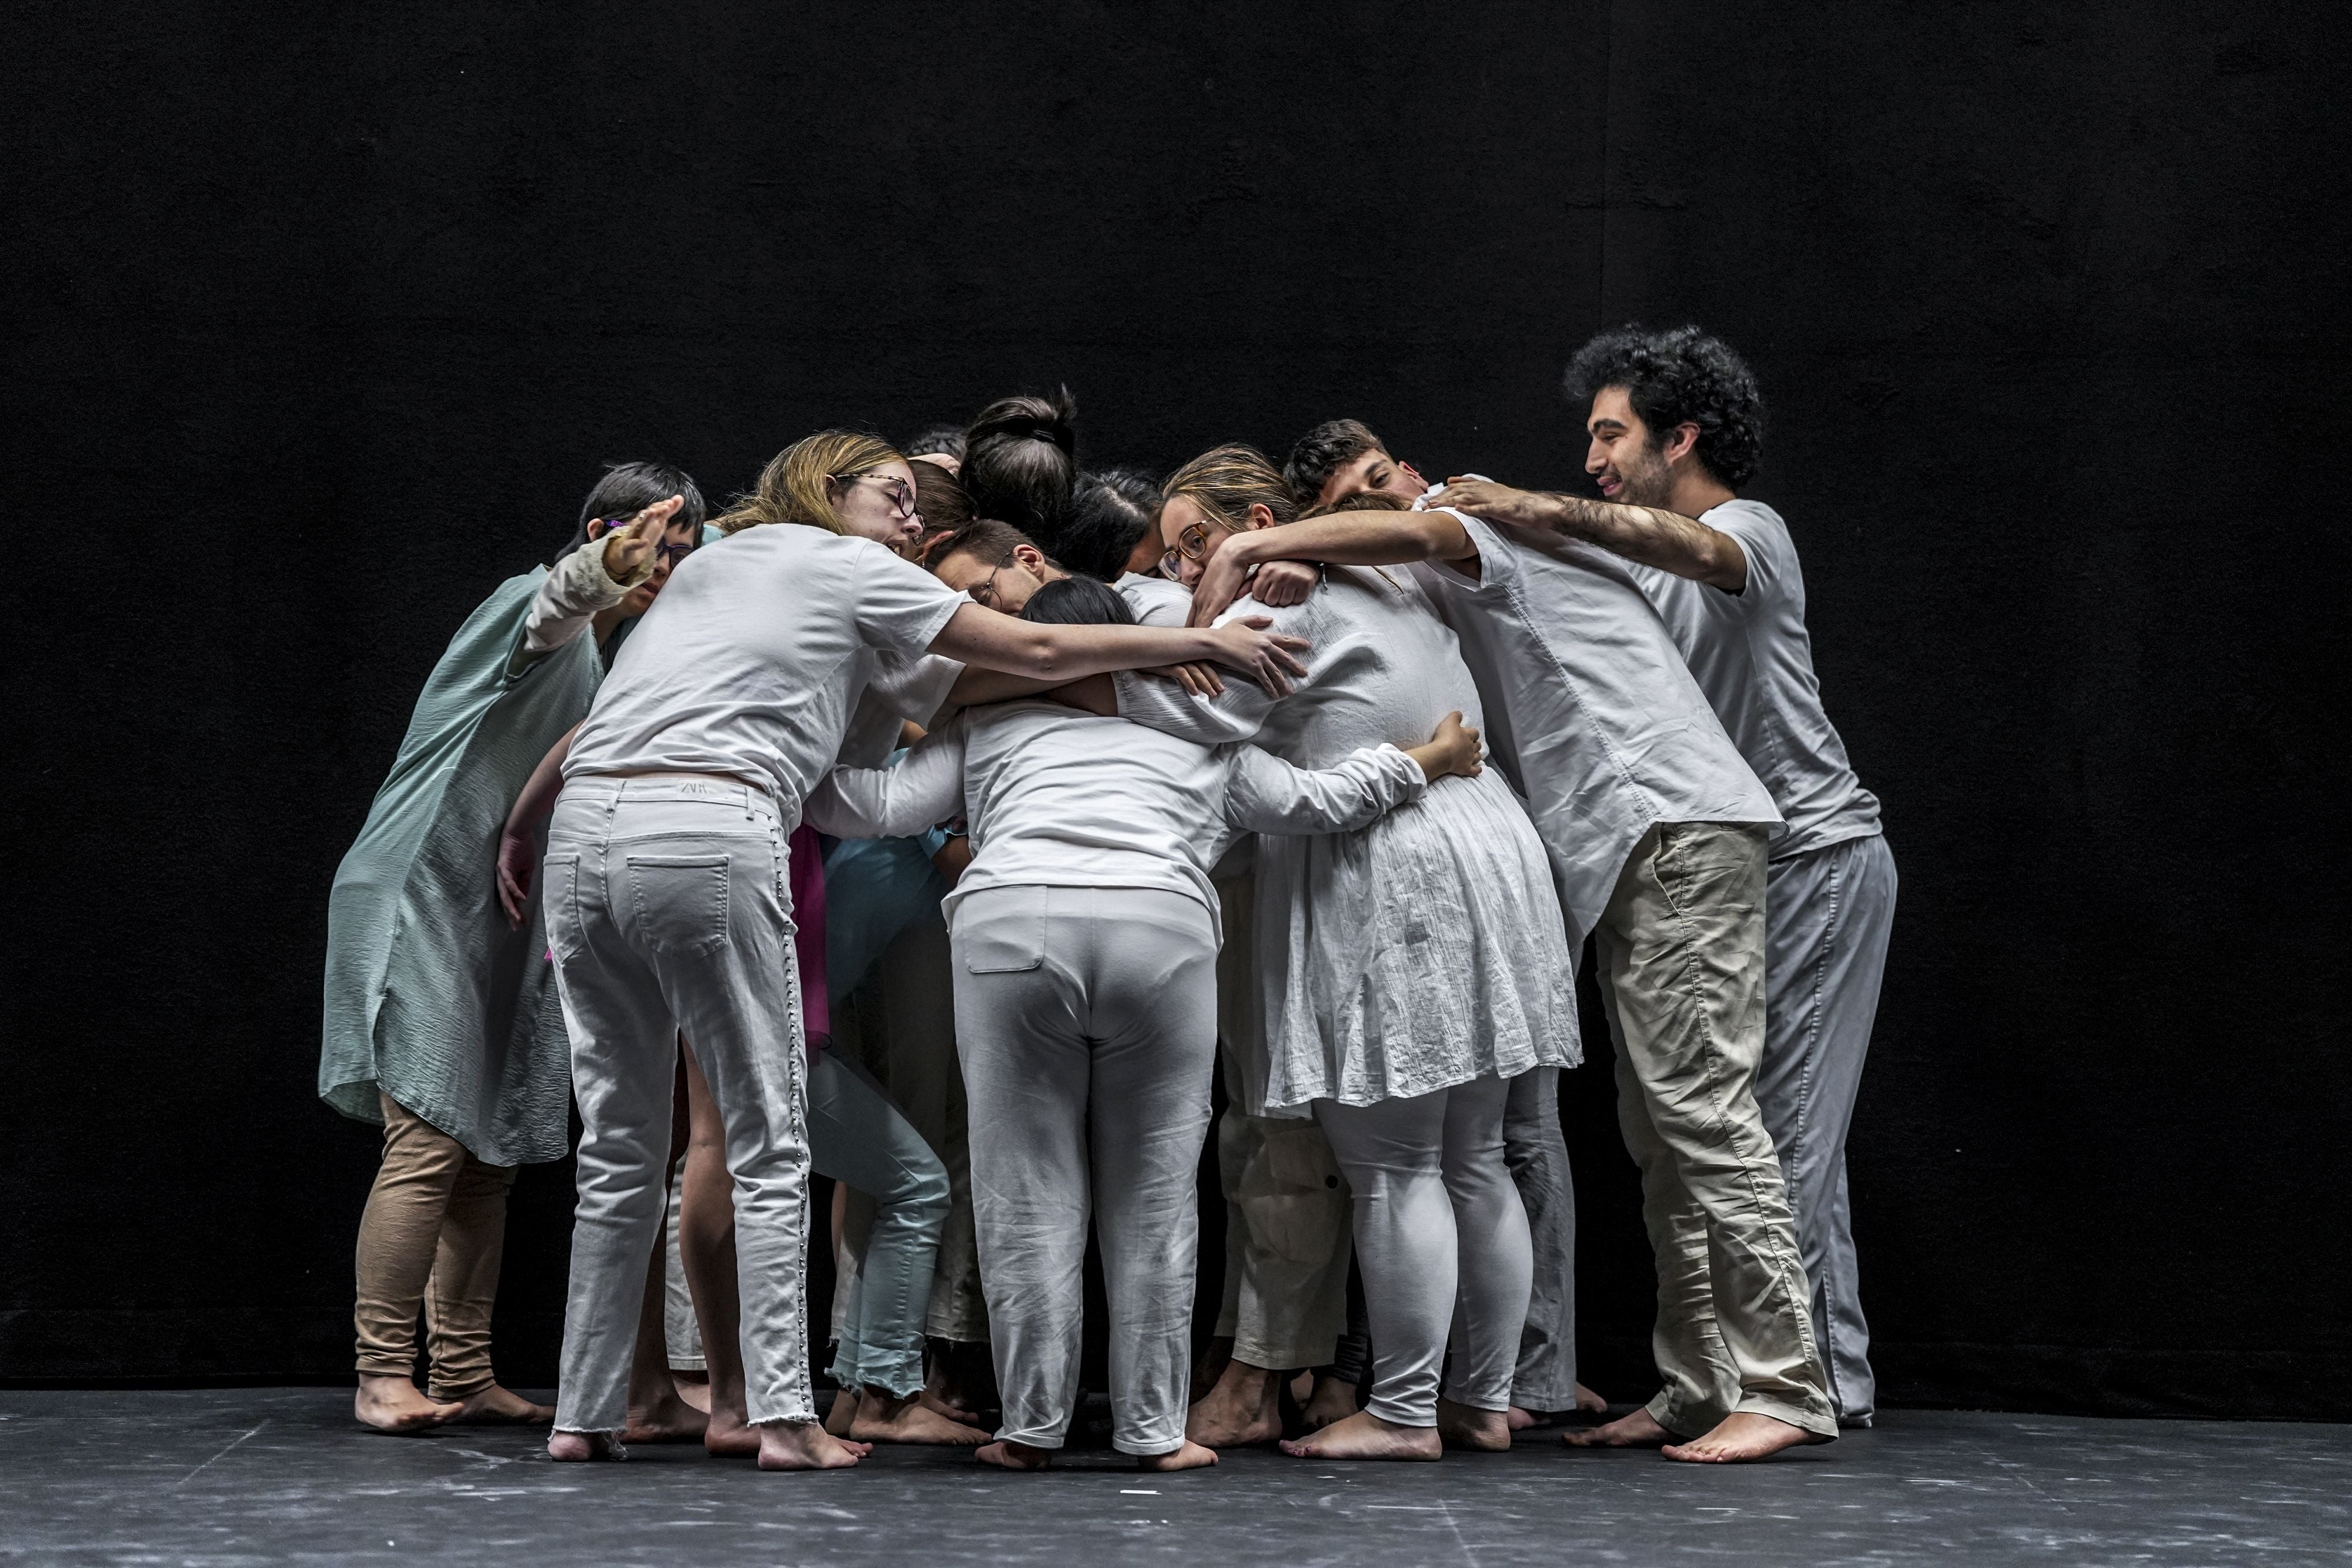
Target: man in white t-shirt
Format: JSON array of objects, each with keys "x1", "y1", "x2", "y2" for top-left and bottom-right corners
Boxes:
[
  {"x1": 1196, "y1": 420, "x2": 1838, "y2": 1463},
  {"x1": 1416, "y1": 330, "x2": 1896, "y2": 1429}
]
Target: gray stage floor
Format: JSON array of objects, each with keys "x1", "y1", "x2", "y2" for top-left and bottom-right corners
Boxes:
[{"x1": 1, "y1": 1389, "x2": 2347, "y2": 1566}]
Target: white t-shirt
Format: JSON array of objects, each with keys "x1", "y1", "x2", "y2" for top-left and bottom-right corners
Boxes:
[
  {"x1": 1414, "y1": 507, "x2": 1779, "y2": 942},
  {"x1": 1622, "y1": 499, "x2": 1880, "y2": 860},
  {"x1": 803, "y1": 699, "x2": 1426, "y2": 934},
  {"x1": 1115, "y1": 571, "x2": 1193, "y2": 628},
  {"x1": 564, "y1": 526, "x2": 968, "y2": 814}
]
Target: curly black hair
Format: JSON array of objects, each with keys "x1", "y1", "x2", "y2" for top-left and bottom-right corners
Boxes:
[{"x1": 1564, "y1": 325, "x2": 1765, "y2": 489}]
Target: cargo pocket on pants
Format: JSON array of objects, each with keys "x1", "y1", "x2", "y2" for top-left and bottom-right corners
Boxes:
[{"x1": 1247, "y1": 1122, "x2": 1347, "y2": 1265}]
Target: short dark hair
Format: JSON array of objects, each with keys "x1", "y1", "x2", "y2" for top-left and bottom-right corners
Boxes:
[
  {"x1": 1054, "y1": 468, "x2": 1163, "y2": 582},
  {"x1": 556, "y1": 461, "x2": 707, "y2": 561},
  {"x1": 1282, "y1": 419, "x2": 1387, "y2": 504},
  {"x1": 1565, "y1": 325, "x2": 1765, "y2": 489},
  {"x1": 908, "y1": 459, "x2": 971, "y2": 563},
  {"x1": 962, "y1": 387, "x2": 1078, "y2": 545},
  {"x1": 929, "y1": 517, "x2": 1044, "y2": 575},
  {"x1": 1299, "y1": 489, "x2": 1411, "y2": 520},
  {"x1": 903, "y1": 424, "x2": 967, "y2": 463},
  {"x1": 1018, "y1": 574, "x2": 1135, "y2": 627}
]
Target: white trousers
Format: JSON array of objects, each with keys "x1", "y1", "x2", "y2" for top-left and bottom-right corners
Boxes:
[
  {"x1": 1756, "y1": 833, "x2": 1897, "y2": 1425},
  {"x1": 1317, "y1": 1074, "x2": 1532, "y2": 1426},
  {"x1": 952, "y1": 884, "x2": 1220, "y2": 1456},
  {"x1": 544, "y1": 776, "x2": 813, "y2": 1433}
]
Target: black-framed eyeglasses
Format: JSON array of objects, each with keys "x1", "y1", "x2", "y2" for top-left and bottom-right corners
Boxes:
[
  {"x1": 965, "y1": 565, "x2": 1010, "y2": 611},
  {"x1": 831, "y1": 471, "x2": 919, "y2": 521}
]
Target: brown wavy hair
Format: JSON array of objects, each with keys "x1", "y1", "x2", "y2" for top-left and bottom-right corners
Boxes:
[
  {"x1": 1159, "y1": 443, "x2": 1299, "y2": 536},
  {"x1": 710, "y1": 430, "x2": 904, "y2": 537}
]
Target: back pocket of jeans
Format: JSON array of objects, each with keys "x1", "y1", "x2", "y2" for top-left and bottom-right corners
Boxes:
[
  {"x1": 543, "y1": 854, "x2": 584, "y2": 962},
  {"x1": 624, "y1": 855, "x2": 731, "y2": 956},
  {"x1": 955, "y1": 884, "x2": 1047, "y2": 974}
]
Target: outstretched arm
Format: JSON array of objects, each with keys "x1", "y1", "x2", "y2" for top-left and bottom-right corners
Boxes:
[
  {"x1": 512, "y1": 497, "x2": 679, "y2": 671},
  {"x1": 1222, "y1": 714, "x2": 1483, "y2": 834},
  {"x1": 1188, "y1": 511, "x2": 1478, "y2": 626},
  {"x1": 803, "y1": 723, "x2": 968, "y2": 840},
  {"x1": 1431, "y1": 479, "x2": 1747, "y2": 591},
  {"x1": 927, "y1": 603, "x2": 1308, "y2": 696}
]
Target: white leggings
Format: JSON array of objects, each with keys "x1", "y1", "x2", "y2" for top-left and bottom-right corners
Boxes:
[
  {"x1": 953, "y1": 884, "x2": 1221, "y2": 1456},
  {"x1": 1315, "y1": 1074, "x2": 1532, "y2": 1426}
]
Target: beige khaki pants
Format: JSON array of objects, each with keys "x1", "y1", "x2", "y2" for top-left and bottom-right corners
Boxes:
[
  {"x1": 1210, "y1": 865, "x2": 1353, "y2": 1371},
  {"x1": 353, "y1": 1091, "x2": 517, "y2": 1399},
  {"x1": 1596, "y1": 821, "x2": 1837, "y2": 1439}
]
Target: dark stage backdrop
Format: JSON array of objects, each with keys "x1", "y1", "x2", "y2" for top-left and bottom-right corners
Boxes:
[{"x1": 5, "y1": 2, "x2": 2346, "y2": 1419}]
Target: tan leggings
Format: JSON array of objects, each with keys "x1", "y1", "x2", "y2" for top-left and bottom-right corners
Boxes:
[{"x1": 353, "y1": 1091, "x2": 516, "y2": 1398}]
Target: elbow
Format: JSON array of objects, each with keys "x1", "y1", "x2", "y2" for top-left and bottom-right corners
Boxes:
[{"x1": 1017, "y1": 626, "x2": 1069, "y2": 680}]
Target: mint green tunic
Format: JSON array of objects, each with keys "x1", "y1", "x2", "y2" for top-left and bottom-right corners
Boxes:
[{"x1": 319, "y1": 569, "x2": 609, "y2": 1165}]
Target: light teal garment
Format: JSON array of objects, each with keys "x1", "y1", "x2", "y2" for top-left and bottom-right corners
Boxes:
[{"x1": 319, "y1": 568, "x2": 608, "y2": 1165}]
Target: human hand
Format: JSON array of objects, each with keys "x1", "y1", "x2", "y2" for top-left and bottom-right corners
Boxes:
[
  {"x1": 599, "y1": 495, "x2": 685, "y2": 581},
  {"x1": 496, "y1": 823, "x2": 537, "y2": 929},
  {"x1": 1422, "y1": 710, "x2": 1485, "y2": 779},
  {"x1": 1434, "y1": 479, "x2": 1542, "y2": 526},
  {"x1": 1187, "y1": 539, "x2": 1259, "y2": 627},
  {"x1": 1205, "y1": 615, "x2": 1311, "y2": 696},
  {"x1": 1145, "y1": 662, "x2": 1227, "y2": 697},
  {"x1": 1251, "y1": 558, "x2": 1318, "y2": 609}
]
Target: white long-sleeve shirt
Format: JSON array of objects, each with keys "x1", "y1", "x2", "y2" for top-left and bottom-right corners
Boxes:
[{"x1": 802, "y1": 699, "x2": 1427, "y2": 934}]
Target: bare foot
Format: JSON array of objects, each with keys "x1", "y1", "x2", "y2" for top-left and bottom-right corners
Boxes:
[
  {"x1": 448, "y1": 1385, "x2": 553, "y2": 1425},
  {"x1": 547, "y1": 1430, "x2": 624, "y2": 1462},
  {"x1": 1301, "y1": 1373, "x2": 1360, "y2": 1432},
  {"x1": 700, "y1": 1413, "x2": 760, "y2": 1457},
  {"x1": 1575, "y1": 1381, "x2": 1609, "y2": 1414},
  {"x1": 1185, "y1": 1359, "x2": 1283, "y2": 1447},
  {"x1": 823, "y1": 1388, "x2": 860, "y2": 1437},
  {"x1": 756, "y1": 1421, "x2": 870, "y2": 1470},
  {"x1": 975, "y1": 1439, "x2": 1054, "y2": 1470},
  {"x1": 1137, "y1": 1440, "x2": 1219, "y2": 1472},
  {"x1": 355, "y1": 1375, "x2": 462, "y2": 1435},
  {"x1": 851, "y1": 1390, "x2": 990, "y2": 1446},
  {"x1": 1661, "y1": 1412, "x2": 1833, "y2": 1465},
  {"x1": 927, "y1": 1342, "x2": 997, "y2": 1419},
  {"x1": 1279, "y1": 1409, "x2": 1441, "y2": 1462},
  {"x1": 1506, "y1": 1405, "x2": 1540, "y2": 1432},
  {"x1": 1436, "y1": 1398, "x2": 1512, "y2": 1452},
  {"x1": 623, "y1": 1387, "x2": 708, "y2": 1445},
  {"x1": 1565, "y1": 1406, "x2": 1676, "y2": 1448},
  {"x1": 673, "y1": 1372, "x2": 713, "y2": 1415}
]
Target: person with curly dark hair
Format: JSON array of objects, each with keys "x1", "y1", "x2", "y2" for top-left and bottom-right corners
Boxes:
[
  {"x1": 1439, "y1": 325, "x2": 1895, "y2": 1436},
  {"x1": 1209, "y1": 410, "x2": 1832, "y2": 1464}
]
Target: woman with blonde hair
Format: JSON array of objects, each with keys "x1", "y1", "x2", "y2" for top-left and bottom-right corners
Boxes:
[
  {"x1": 541, "y1": 430, "x2": 1308, "y2": 1472},
  {"x1": 1111, "y1": 444, "x2": 1581, "y2": 1462}
]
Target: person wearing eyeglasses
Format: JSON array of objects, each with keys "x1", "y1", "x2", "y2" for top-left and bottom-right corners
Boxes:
[
  {"x1": 804, "y1": 573, "x2": 1486, "y2": 1474},
  {"x1": 537, "y1": 430, "x2": 1312, "y2": 1471},
  {"x1": 1114, "y1": 444, "x2": 1581, "y2": 1464},
  {"x1": 322, "y1": 462, "x2": 706, "y2": 1438}
]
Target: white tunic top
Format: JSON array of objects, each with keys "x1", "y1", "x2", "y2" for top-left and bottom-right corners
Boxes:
[
  {"x1": 801, "y1": 700, "x2": 1429, "y2": 937},
  {"x1": 1411, "y1": 506, "x2": 1780, "y2": 943},
  {"x1": 1112, "y1": 566, "x2": 1581, "y2": 1115},
  {"x1": 565, "y1": 527, "x2": 967, "y2": 817},
  {"x1": 1622, "y1": 499, "x2": 1881, "y2": 861}
]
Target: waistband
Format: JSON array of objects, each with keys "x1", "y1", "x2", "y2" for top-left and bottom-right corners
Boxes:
[{"x1": 560, "y1": 773, "x2": 781, "y2": 816}]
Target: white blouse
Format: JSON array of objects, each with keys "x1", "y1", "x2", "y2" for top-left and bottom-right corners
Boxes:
[{"x1": 802, "y1": 698, "x2": 1428, "y2": 935}]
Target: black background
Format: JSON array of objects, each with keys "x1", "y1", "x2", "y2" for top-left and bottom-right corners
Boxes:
[{"x1": 6, "y1": 3, "x2": 2348, "y2": 1419}]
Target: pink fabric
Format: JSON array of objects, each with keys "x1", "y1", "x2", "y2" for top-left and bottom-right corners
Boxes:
[{"x1": 787, "y1": 825, "x2": 831, "y2": 1057}]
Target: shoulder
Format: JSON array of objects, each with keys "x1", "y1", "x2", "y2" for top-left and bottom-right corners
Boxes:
[{"x1": 1703, "y1": 499, "x2": 1797, "y2": 591}]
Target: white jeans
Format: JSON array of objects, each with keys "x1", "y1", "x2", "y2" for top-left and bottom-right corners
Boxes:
[
  {"x1": 1317, "y1": 1074, "x2": 1532, "y2": 1426},
  {"x1": 952, "y1": 885, "x2": 1221, "y2": 1456},
  {"x1": 1756, "y1": 833, "x2": 1897, "y2": 1425},
  {"x1": 544, "y1": 775, "x2": 813, "y2": 1434}
]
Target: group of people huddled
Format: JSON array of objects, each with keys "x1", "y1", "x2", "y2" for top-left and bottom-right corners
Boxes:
[{"x1": 320, "y1": 323, "x2": 1896, "y2": 1474}]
